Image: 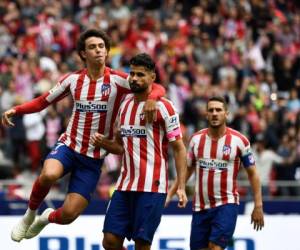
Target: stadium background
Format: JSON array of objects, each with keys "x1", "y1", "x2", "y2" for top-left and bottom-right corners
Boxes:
[{"x1": 0, "y1": 0, "x2": 300, "y2": 249}]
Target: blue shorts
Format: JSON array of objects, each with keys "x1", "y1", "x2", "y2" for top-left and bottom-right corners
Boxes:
[
  {"x1": 103, "y1": 190, "x2": 167, "y2": 244},
  {"x1": 46, "y1": 142, "x2": 104, "y2": 201},
  {"x1": 190, "y1": 204, "x2": 239, "y2": 250}
]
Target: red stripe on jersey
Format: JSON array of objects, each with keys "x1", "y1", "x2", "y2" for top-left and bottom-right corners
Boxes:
[
  {"x1": 108, "y1": 84, "x2": 126, "y2": 138},
  {"x1": 137, "y1": 116, "x2": 147, "y2": 191},
  {"x1": 197, "y1": 134, "x2": 206, "y2": 209},
  {"x1": 151, "y1": 123, "x2": 162, "y2": 192},
  {"x1": 228, "y1": 128, "x2": 249, "y2": 146},
  {"x1": 80, "y1": 79, "x2": 97, "y2": 155},
  {"x1": 221, "y1": 133, "x2": 232, "y2": 204},
  {"x1": 208, "y1": 140, "x2": 217, "y2": 208},
  {"x1": 93, "y1": 68, "x2": 111, "y2": 158},
  {"x1": 126, "y1": 102, "x2": 139, "y2": 191},
  {"x1": 117, "y1": 99, "x2": 132, "y2": 190},
  {"x1": 69, "y1": 71, "x2": 85, "y2": 150},
  {"x1": 233, "y1": 147, "x2": 241, "y2": 203}
]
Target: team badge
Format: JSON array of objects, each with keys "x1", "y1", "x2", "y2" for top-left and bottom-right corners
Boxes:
[
  {"x1": 101, "y1": 84, "x2": 111, "y2": 96},
  {"x1": 223, "y1": 145, "x2": 231, "y2": 156}
]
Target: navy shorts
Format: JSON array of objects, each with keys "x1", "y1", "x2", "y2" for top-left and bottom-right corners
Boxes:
[
  {"x1": 190, "y1": 204, "x2": 239, "y2": 250},
  {"x1": 103, "y1": 190, "x2": 167, "y2": 244},
  {"x1": 46, "y1": 142, "x2": 104, "y2": 201}
]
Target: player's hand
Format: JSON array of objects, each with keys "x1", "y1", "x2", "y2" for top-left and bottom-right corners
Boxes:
[
  {"x1": 91, "y1": 132, "x2": 105, "y2": 147},
  {"x1": 176, "y1": 188, "x2": 188, "y2": 208},
  {"x1": 251, "y1": 206, "x2": 264, "y2": 231},
  {"x1": 143, "y1": 99, "x2": 157, "y2": 123},
  {"x1": 164, "y1": 193, "x2": 173, "y2": 207},
  {"x1": 1, "y1": 109, "x2": 16, "y2": 127}
]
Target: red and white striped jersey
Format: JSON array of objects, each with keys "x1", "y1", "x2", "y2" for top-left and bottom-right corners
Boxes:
[
  {"x1": 187, "y1": 127, "x2": 255, "y2": 211},
  {"x1": 47, "y1": 67, "x2": 130, "y2": 158},
  {"x1": 115, "y1": 97, "x2": 182, "y2": 193}
]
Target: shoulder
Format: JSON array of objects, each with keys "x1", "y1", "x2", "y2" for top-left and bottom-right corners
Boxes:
[
  {"x1": 157, "y1": 97, "x2": 177, "y2": 114},
  {"x1": 58, "y1": 70, "x2": 83, "y2": 84},
  {"x1": 109, "y1": 68, "x2": 128, "y2": 80},
  {"x1": 227, "y1": 127, "x2": 250, "y2": 146},
  {"x1": 189, "y1": 128, "x2": 208, "y2": 142}
]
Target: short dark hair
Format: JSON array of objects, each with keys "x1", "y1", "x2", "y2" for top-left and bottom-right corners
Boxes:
[
  {"x1": 129, "y1": 53, "x2": 155, "y2": 72},
  {"x1": 207, "y1": 96, "x2": 228, "y2": 110},
  {"x1": 76, "y1": 29, "x2": 111, "y2": 61}
]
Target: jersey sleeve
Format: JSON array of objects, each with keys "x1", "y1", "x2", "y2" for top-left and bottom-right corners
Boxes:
[
  {"x1": 158, "y1": 99, "x2": 182, "y2": 142},
  {"x1": 240, "y1": 140, "x2": 256, "y2": 168}
]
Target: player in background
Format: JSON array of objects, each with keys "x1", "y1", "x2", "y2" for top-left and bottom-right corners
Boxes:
[
  {"x1": 1, "y1": 29, "x2": 165, "y2": 242},
  {"x1": 167, "y1": 96, "x2": 264, "y2": 250},
  {"x1": 91, "y1": 53, "x2": 188, "y2": 250}
]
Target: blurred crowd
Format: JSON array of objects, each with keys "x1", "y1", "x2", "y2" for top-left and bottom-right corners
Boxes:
[{"x1": 0, "y1": 0, "x2": 300, "y2": 200}]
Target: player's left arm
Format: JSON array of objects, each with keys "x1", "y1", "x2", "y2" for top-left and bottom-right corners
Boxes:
[
  {"x1": 241, "y1": 145, "x2": 264, "y2": 231},
  {"x1": 170, "y1": 139, "x2": 188, "y2": 208}
]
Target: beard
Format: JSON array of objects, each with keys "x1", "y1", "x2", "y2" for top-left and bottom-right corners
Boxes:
[{"x1": 129, "y1": 81, "x2": 148, "y2": 93}]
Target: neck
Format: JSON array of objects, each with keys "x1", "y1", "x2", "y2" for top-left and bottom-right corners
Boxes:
[
  {"x1": 86, "y1": 62, "x2": 105, "y2": 80},
  {"x1": 134, "y1": 85, "x2": 152, "y2": 102},
  {"x1": 208, "y1": 125, "x2": 227, "y2": 140}
]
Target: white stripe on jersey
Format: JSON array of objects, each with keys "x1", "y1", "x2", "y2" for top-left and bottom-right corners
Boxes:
[
  {"x1": 51, "y1": 67, "x2": 130, "y2": 158},
  {"x1": 116, "y1": 98, "x2": 181, "y2": 193},
  {"x1": 188, "y1": 128, "x2": 249, "y2": 211}
]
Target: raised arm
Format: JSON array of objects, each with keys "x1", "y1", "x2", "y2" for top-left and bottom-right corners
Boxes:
[{"x1": 245, "y1": 165, "x2": 264, "y2": 231}]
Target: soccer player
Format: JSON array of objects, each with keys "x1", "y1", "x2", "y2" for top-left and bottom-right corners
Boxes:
[
  {"x1": 1, "y1": 29, "x2": 165, "y2": 242},
  {"x1": 167, "y1": 96, "x2": 264, "y2": 250},
  {"x1": 91, "y1": 53, "x2": 188, "y2": 250}
]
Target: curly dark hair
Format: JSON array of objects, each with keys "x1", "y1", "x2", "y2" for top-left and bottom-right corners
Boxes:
[
  {"x1": 129, "y1": 53, "x2": 156, "y2": 72},
  {"x1": 76, "y1": 29, "x2": 111, "y2": 62}
]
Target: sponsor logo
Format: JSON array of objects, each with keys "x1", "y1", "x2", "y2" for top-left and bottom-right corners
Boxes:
[
  {"x1": 140, "y1": 113, "x2": 145, "y2": 120},
  {"x1": 75, "y1": 101, "x2": 107, "y2": 113},
  {"x1": 120, "y1": 125, "x2": 147, "y2": 137},
  {"x1": 167, "y1": 115, "x2": 180, "y2": 131},
  {"x1": 199, "y1": 158, "x2": 228, "y2": 170}
]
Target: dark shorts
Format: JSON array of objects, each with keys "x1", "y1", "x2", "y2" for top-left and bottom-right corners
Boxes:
[
  {"x1": 46, "y1": 142, "x2": 104, "y2": 201},
  {"x1": 190, "y1": 204, "x2": 239, "y2": 250},
  {"x1": 103, "y1": 190, "x2": 167, "y2": 244}
]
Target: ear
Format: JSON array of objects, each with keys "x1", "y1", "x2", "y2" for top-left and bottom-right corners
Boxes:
[
  {"x1": 80, "y1": 51, "x2": 86, "y2": 60},
  {"x1": 151, "y1": 72, "x2": 156, "y2": 82}
]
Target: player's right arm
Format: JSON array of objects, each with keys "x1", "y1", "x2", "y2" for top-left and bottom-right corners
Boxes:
[
  {"x1": 1, "y1": 74, "x2": 72, "y2": 127},
  {"x1": 90, "y1": 131, "x2": 124, "y2": 155}
]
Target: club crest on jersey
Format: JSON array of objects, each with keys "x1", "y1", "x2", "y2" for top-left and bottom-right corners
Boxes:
[
  {"x1": 223, "y1": 145, "x2": 231, "y2": 156},
  {"x1": 101, "y1": 84, "x2": 111, "y2": 96}
]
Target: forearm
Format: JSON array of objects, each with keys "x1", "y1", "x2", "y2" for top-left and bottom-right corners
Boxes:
[
  {"x1": 14, "y1": 93, "x2": 50, "y2": 115},
  {"x1": 173, "y1": 146, "x2": 187, "y2": 190},
  {"x1": 248, "y1": 169, "x2": 263, "y2": 208},
  {"x1": 97, "y1": 138, "x2": 124, "y2": 155}
]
